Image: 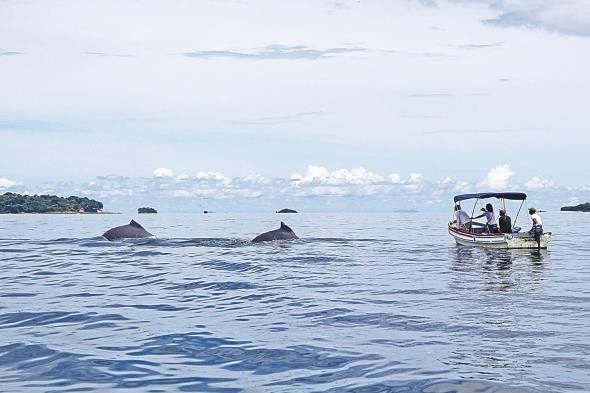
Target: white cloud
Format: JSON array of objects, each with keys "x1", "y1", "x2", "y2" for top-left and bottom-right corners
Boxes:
[
  {"x1": 389, "y1": 174, "x2": 402, "y2": 184},
  {"x1": 525, "y1": 176, "x2": 554, "y2": 190},
  {"x1": 477, "y1": 164, "x2": 514, "y2": 190},
  {"x1": 408, "y1": 173, "x2": 424, "y2": 184},
  {"x1": 401, "y1": 173, "x2": 425, "y2": 193},
  {"x1": 483, "y1": 0, "x2": 590, "y2": 37},
  {"x1": 291, "y1": 165, "x2": 384, "y2": 186},
  {"x1": 0, "y1": 177, "x2": 18, "y2": 189},
  {"x1": 288, "y1": 165, "x2": 403, "y2": 197},
  {"x1": 435, "y1": 176, "x2": 471, "y2": 194},
  {"x1": 241, "y1": 174, "x2": 270, "y2": 184},
  {"x1": 4, "y1": 164, "x2": 589, "y2": 212},
  {"x1": 195, "y1": 171, "x2": 230, "y2": 183},
  {"x1": 153, "y1": 167, "x2": 174, "y2": 178},
  {"x1": 174, "y1": 171, "x2": 232, "y2": 184}
]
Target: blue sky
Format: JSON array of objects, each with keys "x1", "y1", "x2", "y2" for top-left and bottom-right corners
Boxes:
[{"x1": 1, "y1": 0, "x2": 589, "y2": 211}]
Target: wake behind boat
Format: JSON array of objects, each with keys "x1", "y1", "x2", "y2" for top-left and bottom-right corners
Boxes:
[{"x1": 448, "y1": 192, "x2": 552, "y2": 249}]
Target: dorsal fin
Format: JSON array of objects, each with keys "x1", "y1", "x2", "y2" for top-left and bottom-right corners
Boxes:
[
  {"x1": 280, "y1": 221, "x2": 292, "y2": 231},
  {"x1": 129, "y1": 220, "x2": 143, "y2": 229}
]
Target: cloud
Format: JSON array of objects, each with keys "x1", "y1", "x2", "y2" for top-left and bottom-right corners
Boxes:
[
  {"x1": 0, "y1": 177, "x2": 19, "y2": 189},
  {"x1": 454, "y1": 41, "x2": 504, "y2": 50},
  {"x1": 483, "y1": 0, "x2": 590, "y2": 37},
  {"x1": 408, "y1": 93, "x2": 453, "y2": 98},
  {"x1": 477, "y1": 164, "x2": 515, "y2": 190},
  {"x1": 4, "y1": 164, "x2": 589, "y2": 212},
  {"x1": 383, "y1": 49, "x2": 454, "y2": 59},
  {"x1": 0, "y1": 120, "x2": 69, "y2": 133},
  {"x1": 402, "y1": 173, "x2": 425, "y2": 193},
  {"x1": 177, "y1": 171, "x2": 232, "y2": 184},
  {"x1": 525, "y1": 176, "x2": 554, "y2": 190},
  {"x1": 436, "y1": 176, "x2": 471, "y2": 193},
  {"x1": 182, "y1": 44, "x2": 367, "y2": 60},
  {"x1": 288, "y1": 166, "x2": 429, "y2": 197},
  {"x1": 234, "y1": 111, "x2": 324, "y2": 126},
  {"x1": 389, "y1": 174, "x2": 402, "y2": 183},
  {"x1": 85, "y1": 51, "x2": 133, "y2": 58},
  {"x1": 413, "y1": 1, "x2": 590, "y2": 37},
  {"x1": 289, "y1": 165, "x2": 387, "y2": 197},
  {"x1": 408, "y1": 0, "x2": 438, "y2": 6},
  {"x1": 0, "y1": 50, "x2": 23, "y2": 56},
  {"x1": 408, "y1": 92, "x2": 488, "y2": 99},
  {"x1": 423, "y1": 127, "x2": 538, "y2": 135},
  {"x1": 153, "y1": 168, "x2": 174, "y2": 178},
  {"x1": 291, "y1": 165, "x2": 384, "y2": 186}
]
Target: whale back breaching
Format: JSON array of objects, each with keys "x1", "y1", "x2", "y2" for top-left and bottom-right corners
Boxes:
[
  {"x1": 102, "y1": 220, "x2": 153, "y2": 241},
  {"x1": 252, "y1": 222, "x2": 298, "y2": 243}
]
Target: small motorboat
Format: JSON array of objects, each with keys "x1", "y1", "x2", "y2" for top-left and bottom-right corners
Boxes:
[{"x1": 448, "y1": 192, "x2": 551, "y2": 249}]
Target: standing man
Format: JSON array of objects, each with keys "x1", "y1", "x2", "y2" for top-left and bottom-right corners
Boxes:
[{"x1": 528, "y1": 208, "x2": 543, "y2": 248}]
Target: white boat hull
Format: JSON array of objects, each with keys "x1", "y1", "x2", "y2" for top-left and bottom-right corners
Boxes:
[{"x1": 448, "y1": 225, "x2": 551, "y2": 249}]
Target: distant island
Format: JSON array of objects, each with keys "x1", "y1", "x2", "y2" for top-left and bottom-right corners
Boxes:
[
  {"x1": 0, "y1": 192, "x2": 103, "y2": 214},
  {"x1": 138, "y1": 207, "x2": 157, "y2": 214},
  {"x1": 276, "y1": 208, "x2": 297, "y2": 213},
  {"x1": 561, "y1": 202, "x2": 590, "y2": 212}
]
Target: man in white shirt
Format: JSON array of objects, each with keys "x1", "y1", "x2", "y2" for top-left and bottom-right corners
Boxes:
[
  {"x1": 529, "y1": 208, "x2": 543, "y2": 226},
  {"x1": 528, "y1": 207, "x2": 544, "y2": 248},
  {"x1": 453, "y1": 204, "x2": 471, "y2": 230}
]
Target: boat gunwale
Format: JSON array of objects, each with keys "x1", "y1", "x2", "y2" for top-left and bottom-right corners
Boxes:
[{"x1": 447, "y1": 224, "x2": 507, "y2": 239}]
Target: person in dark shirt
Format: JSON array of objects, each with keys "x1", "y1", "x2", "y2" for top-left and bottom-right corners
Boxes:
[{"x1": 498, "y1": 208, "x2": 512, "y2": 234}]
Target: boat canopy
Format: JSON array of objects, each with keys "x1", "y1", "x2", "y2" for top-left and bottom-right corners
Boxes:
[{"x1": 453, "y1": 192, "x2": 527, "y2": 203}]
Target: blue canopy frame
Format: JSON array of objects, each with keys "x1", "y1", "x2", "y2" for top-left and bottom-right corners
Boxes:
[
  {"x1": 454, "y1": 192, "x2": 527, "y2": 203},
  {"x1": 453, "y1": 192, "x2": 528, "y2": 230}
]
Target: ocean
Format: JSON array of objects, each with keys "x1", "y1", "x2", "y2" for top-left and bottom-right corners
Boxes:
[{"x1": 0, "y1": 212, "x2": 589, "y2": 392}]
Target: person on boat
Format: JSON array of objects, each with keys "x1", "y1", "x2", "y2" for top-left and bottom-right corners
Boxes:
[
  {"x1": 453, "y1": 204, "x2": 471, "y2": 229},
  {"x1": 472, "y1": 203, "x2": 498, "y2": 233},
  {"x1": 528, "y1": 207, "x2": 543, "y2": 247},
  {"x1": 498, "y1": 208, "x2": 512, "y2": 234}
]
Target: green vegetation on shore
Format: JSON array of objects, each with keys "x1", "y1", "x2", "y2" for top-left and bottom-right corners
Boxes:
[
  {"x1": 561, "y1": 202, "x2": 590, "y2": 212},
  {"x1": 0, "y1": 192, "x2": 103, "y2": 213}
]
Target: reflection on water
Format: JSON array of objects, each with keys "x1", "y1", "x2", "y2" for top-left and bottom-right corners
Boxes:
[
  {"x1": 0, "y1": 212, "x2": 588, "y2": 393},
  {"x1": 449, "y1": 245, "x2": 548, "y2": 293}
]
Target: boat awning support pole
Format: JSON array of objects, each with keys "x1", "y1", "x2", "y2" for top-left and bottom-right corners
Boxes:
[
  {"x1": 513, "y1": 200, "x2": 525, "y2": 227},
  {"x1": 470, "y1": 198, "x2": 479, "y2": 226}
]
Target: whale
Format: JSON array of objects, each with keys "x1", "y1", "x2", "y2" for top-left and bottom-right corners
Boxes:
[
  {"x1": 252, "y1": 222, "x2": 299, "y2": 243},
  {"x1": 102, "y1": 220, "x2": 153, "y2": 241}
]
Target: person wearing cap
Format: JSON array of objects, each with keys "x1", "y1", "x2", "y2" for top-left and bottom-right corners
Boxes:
[
  {"x1": 528, "y1": 208, "x2": 544, "y2": 247},
  {"x1": 498, "y1": 208, "x2": 512, "y2": 234},
  {"x1": 453, "y1": 204, "x2": 471, "y2": 230}
]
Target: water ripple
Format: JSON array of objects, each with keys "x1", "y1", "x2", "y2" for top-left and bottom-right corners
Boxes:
[{"x1": 0, "y1": 212, "x2": 588, "y2": 392}]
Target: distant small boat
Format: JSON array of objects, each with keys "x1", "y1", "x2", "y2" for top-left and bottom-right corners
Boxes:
[{"x1": 448, "y1": 192, "x2": 552, "y2": 249}]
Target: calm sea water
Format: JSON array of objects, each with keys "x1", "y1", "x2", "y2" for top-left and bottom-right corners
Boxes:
[{"x1": 0, "y1": 212, "x2": 589, "y2": 393}]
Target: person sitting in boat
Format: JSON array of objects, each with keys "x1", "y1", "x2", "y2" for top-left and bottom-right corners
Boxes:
[
  {"x1": 528, "y1": 208, "x2": 543, "y2": 246},
  {"x1": 472, "y1": 203, "x2": 498, "y2": 233},
  {"x1": 498, "y1": 208, "x2": 512, "y2": 234},
  {"x1": 453, "y1": 204, "x2": 471, "y2": 230}
]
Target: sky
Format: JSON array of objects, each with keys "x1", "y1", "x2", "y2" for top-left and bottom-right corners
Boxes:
[{"x1": 1, "y1": 0, "x2": 589, "y2": 212}]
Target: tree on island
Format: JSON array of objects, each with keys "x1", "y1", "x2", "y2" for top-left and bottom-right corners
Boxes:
[
  {"x1": 276, "y1": 208, "x2": 298, "y2": 213},
  {"x1": 138, "y1": 207, "x2": 158, "y2": 214},
  {"x1": 0, "y1": 192, "x2": 103, "y2": 213},
  {"x1": 561, "y1": 202, "x2": 590, "y2": 212}
]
